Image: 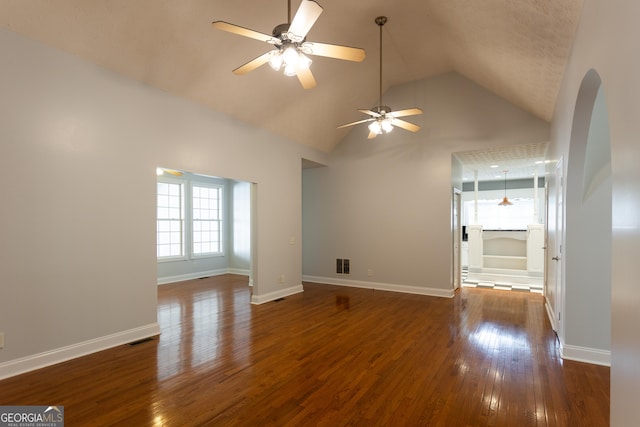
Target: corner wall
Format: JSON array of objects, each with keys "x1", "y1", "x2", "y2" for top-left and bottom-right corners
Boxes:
[{"x1": 302, "y1": 73, "x2": 549, "y2": 295}]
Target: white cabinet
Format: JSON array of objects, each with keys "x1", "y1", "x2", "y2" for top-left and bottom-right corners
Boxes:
[
  {"x1": 466, "y1": 225, "x2": 544, "y2": 287},
  {"x1": 526, "y1": 224, "x2": 544, "y2": 273},
  {"x1": 467, "y1": 225, "x2": 484, "y2": 269},
  {"x1": 482, "y1": 230, "x2": 527, "y2": 270},
  {"x1": 461, "y1": 241, "x2": 469, "y2": 268}
]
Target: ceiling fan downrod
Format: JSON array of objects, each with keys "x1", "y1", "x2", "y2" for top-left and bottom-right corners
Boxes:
[{"x1": 375, "y1": 16, "x2": 387, "y2": 110}]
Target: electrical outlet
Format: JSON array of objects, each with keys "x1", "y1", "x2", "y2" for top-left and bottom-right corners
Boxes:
[
  {"x1": 0, "y1": 332, "x2": 4, "y2": 349},
  {"x1": 279, "y1": 274, "x2": 285, "y2": 284},
  {"x1": 367, "y1": 269, "x2": 373, "y2": 277}
]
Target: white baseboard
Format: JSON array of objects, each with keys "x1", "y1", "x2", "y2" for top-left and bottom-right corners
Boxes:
[
  {"x1": 562, "y1": 344, "x2": 611, "y2": 367},
  {"x1": 251, "y1": 284, "x2": 304, "y2": 305},
  {"x1": 227, "y1": 268, "x2": 250, "y2": 276},
  {"x1": 302, "y1": 275, "x2": 454, "y2": 298},
  {"x1": 545, "y1": 300, "x2": 558, "y2": 332},
  {"x1": 0, "y1": 323, "x2": 160, "y2": 380},
  {"x1": 157, "y1": 268, "x2": 249, "y2": 285}
]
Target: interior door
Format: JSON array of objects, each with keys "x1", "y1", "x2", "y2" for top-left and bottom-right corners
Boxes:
[{"x1": 552, "y1": 159, "x2": 564, "y2": 335}]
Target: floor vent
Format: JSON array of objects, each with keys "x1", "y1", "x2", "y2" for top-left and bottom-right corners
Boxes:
[{"x1": 127, "y1": 337, "x2": 155, "y2": 347}]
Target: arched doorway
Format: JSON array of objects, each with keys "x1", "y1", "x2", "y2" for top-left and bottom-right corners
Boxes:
[{"x1": 558, "y1": 69, "x2": 612, "y2": 364}]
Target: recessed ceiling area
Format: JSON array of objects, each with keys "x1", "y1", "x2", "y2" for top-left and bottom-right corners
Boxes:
[
  {"x1": 0, "y1": 0, "x2": 584, "y2": 153},
  {"x1": 455, "y1": 142, "x2": 550, "y2": 182}
]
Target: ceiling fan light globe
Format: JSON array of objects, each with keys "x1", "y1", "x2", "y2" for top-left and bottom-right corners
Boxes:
[
  {"x1": 283, "y1": 63, "x2": 297, "y2": 77},
  {"x1": 382, "y1": 117, "x2": 394, "y2": 133},
  {"x1": 297, "y1": 53, "x2": 312, "y2": 70},
  {"x1": 282, "y1": 46, "x2": 299, "y2": 67},
  {"x1": 268, "y1": 51, "x2": 283, "y2": 71},
  {"x1": 368, "y1": 120, "x2": 382, "y2": 135}
]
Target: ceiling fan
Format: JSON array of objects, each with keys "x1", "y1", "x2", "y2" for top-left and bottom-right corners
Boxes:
[
  {"x1": 337, "y1": 16, "x2": 422, "y2": 138},
  {"x1": 212, "y1": 0, "x2": 365, "y2": 89}
]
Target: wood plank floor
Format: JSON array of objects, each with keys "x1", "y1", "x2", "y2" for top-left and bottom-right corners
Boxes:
[{"x1": 0, "y1": 275, "x2": 609, "y2": 426}]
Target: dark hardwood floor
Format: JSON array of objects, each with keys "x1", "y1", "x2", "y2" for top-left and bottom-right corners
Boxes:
[{"x1": 0, "y1": 275, "x2": 609, "y2": 426}]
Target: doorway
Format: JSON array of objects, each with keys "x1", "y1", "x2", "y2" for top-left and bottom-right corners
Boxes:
[
  {"x1": 558, "y1": 69, "x2": 612, "y2": 364},
  {"x1": 452, "y1": 188, "x2": 462, "y2": 290},
  {"x1": 155, "y1": 168, "x2": 254, "y2": 289}
]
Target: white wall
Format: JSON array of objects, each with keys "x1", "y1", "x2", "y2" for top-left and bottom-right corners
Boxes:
[
  {"x1": 230, "y1": 180, "x2": 252, "y2": 272},
  {"x1": 302, "y1": 73, "x2": 549, "y2": 295},
  {"x1": 564, "y1": 84, "x2": 611, "y2": 356},
  {"x1": 0, "y1": 28, "x2": 327, "y2": 377},
  {"x1": 549, "y1": 0, "x2": 640, "y2": 423}
]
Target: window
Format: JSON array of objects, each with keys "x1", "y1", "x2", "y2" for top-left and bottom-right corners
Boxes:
[
  {"x1": 464, "y1": 198, "x2": 535, "y2": 230},
  {"x1": 192, "y1": 184, "x2": 222, "y2": 256},
  {"x1": 157, "y1": 180, "x2": 184, "y2": 258}
]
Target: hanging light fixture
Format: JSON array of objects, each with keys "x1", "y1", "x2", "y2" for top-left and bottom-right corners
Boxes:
[
  {"x1": 498, "y1": 170, "x2": 513, "y2": 206},
  {"x1": 337, "y1": 16, "x2": 422, "y2": 137},
  {"x1": 368, "y1": 16, "x2": 392, "y2": 136},
  {"x1": 267, "y1": 35, "x2": 313, "y2": 77}
]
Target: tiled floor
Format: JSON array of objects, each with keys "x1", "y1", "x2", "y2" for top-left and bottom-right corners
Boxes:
[{"x1": 461, "y1": 267, "x2": 543, "y2": 294}]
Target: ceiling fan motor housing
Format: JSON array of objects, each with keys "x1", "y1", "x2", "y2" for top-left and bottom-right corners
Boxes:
[
  {"x1": 374, "y1": 106, "x2": 392, "y2": 115},
  {"x1": 272, "y1": 23, "x2": 306, "y2": 44},
  {"x1": 375, "y1": 16, "x2": 388, "y2": 26}
]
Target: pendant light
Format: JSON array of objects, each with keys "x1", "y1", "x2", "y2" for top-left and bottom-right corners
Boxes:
[{"x1": 498, "y1": 170, "x2": 513, "y2": 206}]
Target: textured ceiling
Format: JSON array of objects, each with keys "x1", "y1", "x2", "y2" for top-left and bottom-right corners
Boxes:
[
  {"x1": 455, "y1": 141, "x2": 550, "y2": 182},
  {"x1": 0, "y1": 0, "x2": 582, "y2": 155}
]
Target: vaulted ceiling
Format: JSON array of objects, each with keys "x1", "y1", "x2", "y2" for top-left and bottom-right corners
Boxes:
[{"x1": 0, "y1": 0, "x2": 583, "y2": 155}]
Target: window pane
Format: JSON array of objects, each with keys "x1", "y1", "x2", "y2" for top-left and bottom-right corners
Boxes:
[
  {"x1": 157, "y1": 180, "x2": 184, "y2": 258},
  {"x1": 192, "y1": 185, "x2": 222, "y2": 255}
]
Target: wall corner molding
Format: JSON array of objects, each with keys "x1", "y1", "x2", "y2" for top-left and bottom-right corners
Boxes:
[
  {"x1": 562, "y1": 344, "x2": 611, "y2": 367},
  {"x1": 250, "y1": 284, "x2": 304, "y2": 305}
]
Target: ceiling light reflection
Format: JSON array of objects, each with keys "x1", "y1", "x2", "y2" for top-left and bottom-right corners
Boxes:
[{"x1": 469, "y1": 323, "x2": 531, "y2": 354}]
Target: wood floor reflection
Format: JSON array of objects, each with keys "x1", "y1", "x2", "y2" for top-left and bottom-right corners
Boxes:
[{"x1": 0, "y1": 274, "x2": 609, "y2": 426}]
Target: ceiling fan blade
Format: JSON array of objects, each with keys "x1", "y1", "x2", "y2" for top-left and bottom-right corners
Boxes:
[
  {"x1": 289, "y1": 0, "x2": 323, "y2": 41},
  {"x1": 303, "y1": 42, "x2": 366, "y2": 62},
  {"x1": 232, "y1": 51, "x2": 273, "y2": 75},
  {"x1": 357, "y1": 109, "x2": 381, "y2": 118},
  {"x1": 163, "y1": 169, "x2": 183, "y2": 176},
  {"x1": 212, "y1": 21, "x2": 279, "y2": 44},
  {"x1": 392, "y1": 118, "x2": 421, "y2": 132},
  {"x1": 337, "y1": 118, "x2": 374, "y2": 129},
  {"x1": 296, "y1": 67, "x2": 317, "y2": 89},
  {"x1": 389, "y1": 108, "x2": 423, "y2": 118},
  {"x1": 368, "y1": 131, "x2": 378, "y2": 139}
]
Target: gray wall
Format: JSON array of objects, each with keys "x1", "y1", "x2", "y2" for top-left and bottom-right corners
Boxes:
[
  {"x1": 549, "y1": 0, "x2": 640, "y2": 422},
  {"x1": 302, "y1": 73, "x2": 549, "y2": 295},
  {"x1": 0, "y1": 27, "x2": 327, "y2": 376},
  {"x1": 564, "y1": 85, "x2": 612, "y2": 352}
]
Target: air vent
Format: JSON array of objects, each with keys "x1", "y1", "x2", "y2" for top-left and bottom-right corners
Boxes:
[
  {"x1": 336, "y1": 258, "x2": 350, "y2": 275},
  {"x1": 127, "y1": 337, "x2": 154, "y2": 347}
]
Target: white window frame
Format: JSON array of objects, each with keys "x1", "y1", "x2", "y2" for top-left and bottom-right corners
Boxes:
[
  {"x1": 157, "y1": 177, "x2": 186, "y2": 261},
  {"x1": 191, "y1": 182, "x2": 224, "y2": 258}
]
